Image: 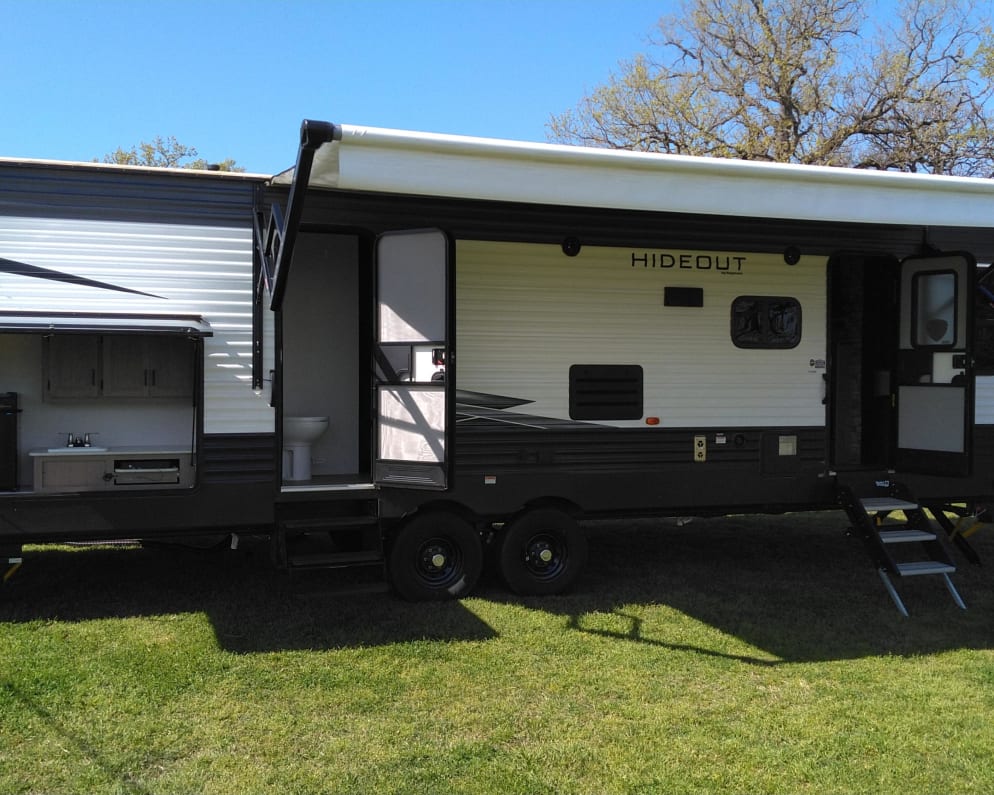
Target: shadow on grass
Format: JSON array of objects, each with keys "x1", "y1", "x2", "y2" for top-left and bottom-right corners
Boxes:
[
  {"x1": 2, "y1": 511, "x2": 992, "y2": 660},
  {"x1": 496, "y1": 511, "x2": 994, "y2": 663},
  {"x1": 0, "y1": 538, "x2": 497, "y2": 652}
]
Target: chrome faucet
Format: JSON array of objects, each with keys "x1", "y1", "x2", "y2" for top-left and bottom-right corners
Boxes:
[{"x1": 63, "y1": 433, "x2": 97, "y2": 448}]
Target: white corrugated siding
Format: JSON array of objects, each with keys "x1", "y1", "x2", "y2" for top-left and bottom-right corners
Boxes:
[
  {"x1": 0, "y1": 215, "x2": 273, "y2": 433},
  {"x1": 456, "y1": 241, "x2": 827, "y2": 428}
]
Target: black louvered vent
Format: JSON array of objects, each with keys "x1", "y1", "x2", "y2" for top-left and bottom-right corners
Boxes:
[{"x1": 569, "y1": 365, "x2": 644, "y2": 420}]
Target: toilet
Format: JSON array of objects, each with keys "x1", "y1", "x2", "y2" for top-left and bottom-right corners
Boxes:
[{"x1": 283, "y1": 416, "x2": 329, "y2": 481}]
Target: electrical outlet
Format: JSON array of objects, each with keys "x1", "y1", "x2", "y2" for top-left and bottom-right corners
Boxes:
[{"x1": 694, "y1": 435, "x2": 706, "y2": 462}]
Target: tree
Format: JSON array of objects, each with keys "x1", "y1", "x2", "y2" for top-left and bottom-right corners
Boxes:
[
  {"x1": 548, "y1": 0, "x2": 994, "y2": 176},
  {"x1": 100, "y1": 135, "x2": 244, "y2": 172}
]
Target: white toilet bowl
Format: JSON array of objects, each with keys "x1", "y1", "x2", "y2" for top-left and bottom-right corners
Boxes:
[{"x1": 283, "y1": 416, "x2": 329, "y2": 481}]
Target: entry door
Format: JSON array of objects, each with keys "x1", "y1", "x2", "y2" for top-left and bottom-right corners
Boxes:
[
  {"x1": 894, "y1": 253, "x2": 974, "y2": 476},
  {"x1": 374, "y1": 229, "x2": 452, "y2": 489}
]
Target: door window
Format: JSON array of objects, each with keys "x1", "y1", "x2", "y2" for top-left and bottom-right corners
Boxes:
[{"x1": 913, "y1": 271, "x2": 957, "y2": 347}]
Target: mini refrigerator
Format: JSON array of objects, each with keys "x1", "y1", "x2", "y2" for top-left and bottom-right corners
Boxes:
[{"x1": 0, "y1": 392, "x2": 18, "y2": 490}]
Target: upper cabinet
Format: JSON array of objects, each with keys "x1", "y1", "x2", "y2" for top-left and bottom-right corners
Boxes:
[
  {"x1": 44, "y1": 335, "x2": 195, "y2": 400},
  {"x1": 44, "y1": 335, "x2": 101, "y2": 398},
  {"x1": 103, "y1": 336, "x2": 193, "y2": 398}
]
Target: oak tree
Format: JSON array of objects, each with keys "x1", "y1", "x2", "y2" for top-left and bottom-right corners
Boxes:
[
  {"x1": 549, "y1": 0, "x2": 994, "y2": 175},
  {"x1": 100, "y1": 135, "x2": 243, "y2": 172}
]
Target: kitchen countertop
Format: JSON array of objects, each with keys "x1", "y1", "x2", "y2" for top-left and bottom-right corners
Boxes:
[{"x1": 29, "y1": 446, "x2": 192, "y2": 457}]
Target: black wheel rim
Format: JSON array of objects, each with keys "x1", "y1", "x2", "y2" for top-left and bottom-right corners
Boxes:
[
  {"x1": 521, "y1": 532, "x2": 567, "y2": 581},
  {"x1": 414, "y1": 536, "x2": 463, "y2": 589}
]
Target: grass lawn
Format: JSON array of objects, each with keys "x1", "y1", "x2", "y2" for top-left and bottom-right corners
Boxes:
[{"x1": 2, "y1": 511, "x2": 993, "y2": 794}]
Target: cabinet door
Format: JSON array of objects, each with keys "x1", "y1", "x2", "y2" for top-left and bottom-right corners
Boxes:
[
  {"x1": 102, "y1": 336, "x2": 150, "y2": 397},
  {"x1": 147, "y1": 337, "x2": 194, "y2": 398},
  {"x1": 39, "y1": 458, "x2": 109, "y2": 491},
  {"x1": 45, "y1": 336, "x2": 100, "y2": 398}
]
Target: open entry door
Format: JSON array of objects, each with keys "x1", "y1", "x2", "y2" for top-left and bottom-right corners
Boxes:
[
  {"x1": 374, "y1": 229, "x2": 452, "y2": 489},
  {"x1": 895, "y1": 253, "x2": 974, "y2": 476}
]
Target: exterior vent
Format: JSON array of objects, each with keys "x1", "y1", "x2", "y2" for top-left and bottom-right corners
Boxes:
[{"x1": 569, "y1": 364, "x2": 644, "y2": 420}]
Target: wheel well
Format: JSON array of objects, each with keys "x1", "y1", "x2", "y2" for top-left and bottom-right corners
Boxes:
[
  {"x1": 517, "y1": 497, "x2": 582, "y2": 521},
  {"x1": 384, "y1": 500, "x2": 480, "y2": 540},
  {"x1": 386, "y1": 498, "x2": 583, "y2": 542}
]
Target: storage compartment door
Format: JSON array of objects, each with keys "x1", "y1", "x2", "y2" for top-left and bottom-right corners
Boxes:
[
  {"x1": 374, "y1": 229, "x2": 451, "y2": 489},
  {"x1": 895, "y1": 253, "x2": 974, "y2": 476}
]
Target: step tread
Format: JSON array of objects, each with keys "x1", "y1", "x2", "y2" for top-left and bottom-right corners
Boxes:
[
  {"x1": 860, "y1": 497, "x2": 919, "y2": 512},
  {"x1": 879, "y1": 529, "x2": 937, "y2": 544},
  {"x1": 287, "y1": 550, "x2": 384, "y2": 569},
  {"x1": 894, "y1": 560, "x2": 956, "y2": 577},
  {"x1": 281, "y1": 515, "x2": 378, "y2": 531}
]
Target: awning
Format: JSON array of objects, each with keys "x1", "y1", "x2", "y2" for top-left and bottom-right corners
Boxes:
[
  {"x1": 271, "y1": 121, "x2": 994, "y2": 229},
  {"x1": 0, "y1": 312, "x2": 213, "y2": 336}
]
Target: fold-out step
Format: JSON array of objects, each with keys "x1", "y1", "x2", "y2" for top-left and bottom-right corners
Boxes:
[
  {"x1": 838, "y1": 482, "x2": 966, "y2": 616},
  {"x1": 879, "y1": 529, "x2": 937, "y2": 544},
  {"x1": 859, "y1": 497, "x2": 919, "y2": 513},
  {"x1": 894, "y1": 560, "x2": 956, "y2": 576}
]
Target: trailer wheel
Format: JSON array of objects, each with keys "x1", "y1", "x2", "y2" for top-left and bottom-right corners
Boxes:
[
  {"x1": 388, "y1": 512, "x2": 483, "y2": 601},
  {"x1": 497, "y1": 508, "x2": 588, "y2": 596}
]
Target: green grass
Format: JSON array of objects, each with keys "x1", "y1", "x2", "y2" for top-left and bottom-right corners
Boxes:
[{"x1": 2, "y1": 512, "x2": 994, "y2": 794}]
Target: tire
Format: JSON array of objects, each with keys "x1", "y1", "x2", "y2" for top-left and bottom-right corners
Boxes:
[
  {"x1": 388, "y1": 512, "x2": 483, "y2": 601},
  {"x1": 497, "y1": 508, "x2": 588, "y2": 596}
]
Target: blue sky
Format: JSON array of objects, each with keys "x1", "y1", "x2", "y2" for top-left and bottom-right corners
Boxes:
[{"x1": 0, "y1": 0, "x2": 667, "y2": 174}]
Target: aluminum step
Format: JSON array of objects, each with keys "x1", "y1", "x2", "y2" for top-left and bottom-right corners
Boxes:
[
  {"x1": 879, "y1": 529, "x2": 937, "y2": 544},
  {"x1": 860, "y1": 497, "x2": 919, "y2": 513},
  {"x1": 894, "y1": 560, "x2": 956, "y2": 577}
]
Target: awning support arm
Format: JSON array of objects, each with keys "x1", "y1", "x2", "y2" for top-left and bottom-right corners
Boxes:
[{"x1": 260, "y1": 119, "x2": 339, "y2": 311}]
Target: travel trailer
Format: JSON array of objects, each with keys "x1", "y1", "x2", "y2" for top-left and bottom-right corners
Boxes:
[{"x1": 2, "y1": 122, "x2": 994, "y2": 613}]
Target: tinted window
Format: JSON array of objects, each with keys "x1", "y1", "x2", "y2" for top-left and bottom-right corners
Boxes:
[{"x1": 731, "y1": 296, "x2": 801, "y2": 349}]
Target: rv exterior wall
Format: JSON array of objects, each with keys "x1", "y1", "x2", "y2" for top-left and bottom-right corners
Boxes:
[
  {"x1": 0, "y1": 215, "x2": 273, "y2": 435},
  {"x1": 456, "y1": 241, "x2": 827, "y2": 429}
]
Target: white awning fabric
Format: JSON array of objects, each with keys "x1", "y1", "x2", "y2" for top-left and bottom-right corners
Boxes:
[{"x1": 272, "y1": 123, "x2": 994, "y2": 229}]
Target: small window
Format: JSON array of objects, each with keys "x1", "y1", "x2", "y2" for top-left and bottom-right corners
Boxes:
[
  {"x1": 569, "y1": 364, "x2": 643, "y2": 420},
  {"x1": 913, "y1": 271, "x2": 956, "y2": 347},
  {"x1": 731, "y1": 296, "x2": 801, "y2": 349}
]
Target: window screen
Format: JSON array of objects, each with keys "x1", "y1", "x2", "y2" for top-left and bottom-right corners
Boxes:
[{"x1": 731, "y1": 296, "x2": 802, "y2": 349}]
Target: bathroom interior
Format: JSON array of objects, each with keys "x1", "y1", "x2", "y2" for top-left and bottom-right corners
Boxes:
[{"x1": 279, "y1": 232, "x2": 368, "y2": 486}]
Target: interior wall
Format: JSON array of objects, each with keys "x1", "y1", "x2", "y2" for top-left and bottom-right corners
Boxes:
[
  {"x1": 281, "y1": 234, "x2": 360, "y2": 475},
  {"x1": 0, "y1": 334, "x2": 195, "y2": 488}
]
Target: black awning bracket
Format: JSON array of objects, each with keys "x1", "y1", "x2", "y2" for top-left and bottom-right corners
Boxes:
[{"x1": 265, "y1": 119, "x2": 340, "y2": 311}]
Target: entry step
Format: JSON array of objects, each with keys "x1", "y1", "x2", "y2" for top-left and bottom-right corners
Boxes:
[
  {"x1": 894, "y1": 561, "x2": 956, "y2": 577},
  {"x1": 281, "y1": 515, "x2": 378, "y2": 532},
  {"x1": 860, "y1": 497, "x2": 919, "y2": 513},
  {"x1": 287, "y1": 550, "x2": 383, "y2": 570},
  {"x1": 879, "y1": 529, "x2": 937, "y2": 544}
]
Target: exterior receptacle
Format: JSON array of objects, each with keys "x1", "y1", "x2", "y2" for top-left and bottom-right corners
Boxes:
[{"x1": 694, "y1": 435, "x2": 707, "y2": 462}]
